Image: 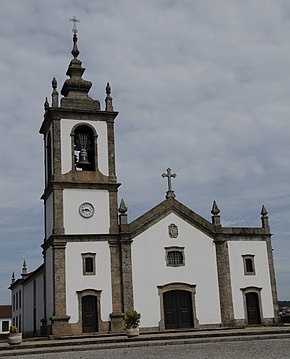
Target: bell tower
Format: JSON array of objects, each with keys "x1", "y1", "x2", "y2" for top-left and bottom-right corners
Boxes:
[{"x1": 40, "y1": 28, "x2": 123, "y2": 335}]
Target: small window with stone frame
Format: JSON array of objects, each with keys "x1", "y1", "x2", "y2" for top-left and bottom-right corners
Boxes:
[
  {"x1": 82, "y1": 253, "x2": 96, "y2": 275},
  {"x1": 242, "y1": 255, "x2": 256, "y2": 275},
  {"x1": 2, "y1": 321, "x2": 9, "y2": 332},
  {"x1": 165, "y1": 247, "x2": 185, "y2": 267}
]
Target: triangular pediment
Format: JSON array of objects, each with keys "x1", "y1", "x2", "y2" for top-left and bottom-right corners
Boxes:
[{"x1": 128, "y1": 197, "x2": 215, "y2": 239}]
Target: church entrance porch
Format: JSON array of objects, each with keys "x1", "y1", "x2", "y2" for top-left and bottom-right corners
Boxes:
[{"x1": 82, "y1": 296, "x2": 98, "y2": 332}]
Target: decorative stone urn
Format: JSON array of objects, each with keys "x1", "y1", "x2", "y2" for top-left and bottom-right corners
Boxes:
[
  {"x1": 8, "y1": 332, "x2": 22, "y2": 345},
  {"x1": 125, "y1": 327, "x2": 140, "y2": 337}
]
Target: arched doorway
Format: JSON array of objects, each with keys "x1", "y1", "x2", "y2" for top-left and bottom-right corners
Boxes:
[
  {"x1": 246, "y1": 292, "x2": 261, "y2": 325},
  {"x1": 163, "y1": 290, "x2": 193, "y2": 329},
  {"x1": 82, "y1": 295, "x2": 98, "y2": 332}
]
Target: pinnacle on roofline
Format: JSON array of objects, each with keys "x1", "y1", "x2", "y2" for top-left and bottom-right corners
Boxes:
[
  {"x1": 211, "y1": 200, "x2": 221, "y2": 226},
  {"x1": 72, "y1": 32, "x2": 80, "y2": 59}
]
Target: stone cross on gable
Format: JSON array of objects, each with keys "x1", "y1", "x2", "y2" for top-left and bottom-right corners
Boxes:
[{"x1": 162, "y1": 168, "x2": 176, "y2": 199}]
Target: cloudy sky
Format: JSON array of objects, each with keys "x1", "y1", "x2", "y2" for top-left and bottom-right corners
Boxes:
[{"x1": 0, "y1": 0, "x2": 290, "y2": 304}]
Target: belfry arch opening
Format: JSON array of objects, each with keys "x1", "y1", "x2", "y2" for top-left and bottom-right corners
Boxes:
[{"x1": 72, "y1": 124, "x2": 97, "y2": 171}]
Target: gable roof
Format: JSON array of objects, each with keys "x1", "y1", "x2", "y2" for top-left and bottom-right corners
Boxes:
[
  {"x1": 9, "y1": 264, "x2": 44, "y2": 290},
  {"x1": 0, "y1": 305, "x2": 12, "y2": 319},
  {"x1": 127, "y1": 197, "x2": 269, "y2": 240},
  {"x1": 128, "y1": 197, "x2": 215, "y2": 239}
]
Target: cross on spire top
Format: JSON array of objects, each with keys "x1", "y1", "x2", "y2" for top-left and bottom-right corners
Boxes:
[
  {"x1": 162, "y1": 168, "x2": 177, "y2": 199},
  {"x1": 69, "y1": 16, "x2": 80, "y2": 34}
]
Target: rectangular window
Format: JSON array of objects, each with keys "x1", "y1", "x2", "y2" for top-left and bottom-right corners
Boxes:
[
  {"x1": 19, "y1": 290, "x2": 22, "y2": 309},
  {"x1": 242, "y1": 255, "x2": 256, "y2": 275},
  {"x1": 16, "y1": 292, "x2": 18, "y2": 310},
  {"x1": 82, "y1": 253, "x2": 96, "y2": 275},
  {"x1": 2, "y1": 321, "x2": 9, "y2": 332},
  {"x1": 165, "y1": 247, "x2": 185, "y2": 267}
]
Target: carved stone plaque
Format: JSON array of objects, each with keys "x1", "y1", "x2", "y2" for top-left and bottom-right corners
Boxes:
[{"x1": 168, "y1": 223, "x2": 178, "y2": 238}]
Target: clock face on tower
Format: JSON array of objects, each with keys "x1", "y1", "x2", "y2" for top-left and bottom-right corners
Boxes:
[{"x1": 79, "y1": 202, "x2": 94, "y2": 218}]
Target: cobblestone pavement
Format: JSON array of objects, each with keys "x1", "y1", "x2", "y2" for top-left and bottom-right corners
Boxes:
[{"x1": 5, "y1": 338, "x2": 290, "y2": 359}]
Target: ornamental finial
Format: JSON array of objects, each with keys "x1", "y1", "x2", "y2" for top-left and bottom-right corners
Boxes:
[
  {"x1": 22, "y1": 260, "x2": 28, "y2": 278},
  {"x1": 261, "y1": 204, "x2": 270, "y2": 231},
  {"x1": 261, "y1": 204, "x2": 268, "y2": 217},
  {"x1": 44, "y1": 97, "x2": 49, "y2": 111},
  {"x1": 119, "y1": 198, "x2": 128, "y2": 214},
  {"x1": 211, "y1": 200, "x2": 221, "y2": 226},
  {"x1": 51, "y1": 77, "x2": 59, "y2": 107},
  {"x1": 119, "y1": 198, "x2": 128, "y2": 226},
  {"x1": 69, "y1": 16, "x2": 80, "y2": 58},
  {"x1": 211, "y1": 200, "x2": 220, "y2": 215},
  {"x1": 105, "y1": 82, "x2": 114, "y2": 111},
  {"x1": 69, "y1": 16, "x2": 80, "y2": 34}
]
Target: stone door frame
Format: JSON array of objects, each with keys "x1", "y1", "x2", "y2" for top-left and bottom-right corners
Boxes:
[
  {"x1": 241, "y1": 286, "x2": 263, "y2": 325},
  {"x1": 157, "y1": 282, "x2": 199, "y2": 330}
]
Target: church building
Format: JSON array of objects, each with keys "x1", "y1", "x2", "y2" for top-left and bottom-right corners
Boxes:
[{"x1": 10, "y1": 30, "x2": 280, "y2": 336}]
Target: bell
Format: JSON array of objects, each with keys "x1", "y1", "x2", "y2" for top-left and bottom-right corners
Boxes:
[{"x1": 76, "y1": 148, "x2": 91, "y2": 168}]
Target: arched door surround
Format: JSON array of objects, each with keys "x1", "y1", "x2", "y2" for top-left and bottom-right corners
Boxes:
[{"x1": 158, "y1": 283, "x2": 199, "y2": 330}]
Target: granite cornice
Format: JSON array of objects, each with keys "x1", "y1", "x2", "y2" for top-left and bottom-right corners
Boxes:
[
  {"x1": 118, "y1": 232, "x2": 132, "y2": 243},
  {"x1": 43, "y1": 234, "x2": 117, "y2": 247},
  {"x1": 40, "y1": 112, "x2": 58, "y2": 135},
  {"x1": 9, "y1": 278, "x2": 24, "y2": 290},
  {"x1": 214, "y1": 232, "x2": 272, "y2": 242},
  {"x1": 40, "y1": 107, "x2": 118, "y2": 134},
  {"x1": 43, "y1": 233, "x2": 109, "y2": 248},
  {"x1": 41, "y1": 179, "x2": 120, "y2": 201},
  {"x1": 219, "y1": 227, "x2": 271, "y2": 237}
]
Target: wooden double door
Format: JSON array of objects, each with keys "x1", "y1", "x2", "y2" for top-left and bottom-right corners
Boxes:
[{"x1": 163, "y1": 290, "x2": 193, "y2": 329}]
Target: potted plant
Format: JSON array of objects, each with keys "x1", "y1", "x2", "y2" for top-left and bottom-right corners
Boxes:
[
  {"x1": 124, "y1": 310, "x2": 141, "y2": 337},
  {"x1": 8, "y1": 325, "x2": 22, "y2": 345}
]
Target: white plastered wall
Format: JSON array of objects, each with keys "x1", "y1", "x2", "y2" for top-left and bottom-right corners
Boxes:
[
  {"x1": 11, "y1": 286, "x2": 22, "y2": 331},
  {"x1": 63, "y1": 189, "x2": 110, "y2": 234},
  {"x1": 22, "y1": 273, "x2": 44, "y2": 334},
  {"x1": 228, "y1": 241, "x2": 274, "y2": 319},
  {"x1": 60, "y1": 119, "x2": 108, "y2": 175},
  {"x1": 65, "y1": 242, "x2": 112, "y2": 323},
  {"x1": 131, "y1": 213, "x2": 221, "y2": 327}
]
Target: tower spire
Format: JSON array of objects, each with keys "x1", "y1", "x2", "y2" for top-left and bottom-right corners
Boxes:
[{"x1": 60, "y1": 17, "x2": 100, "y2": 110}]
